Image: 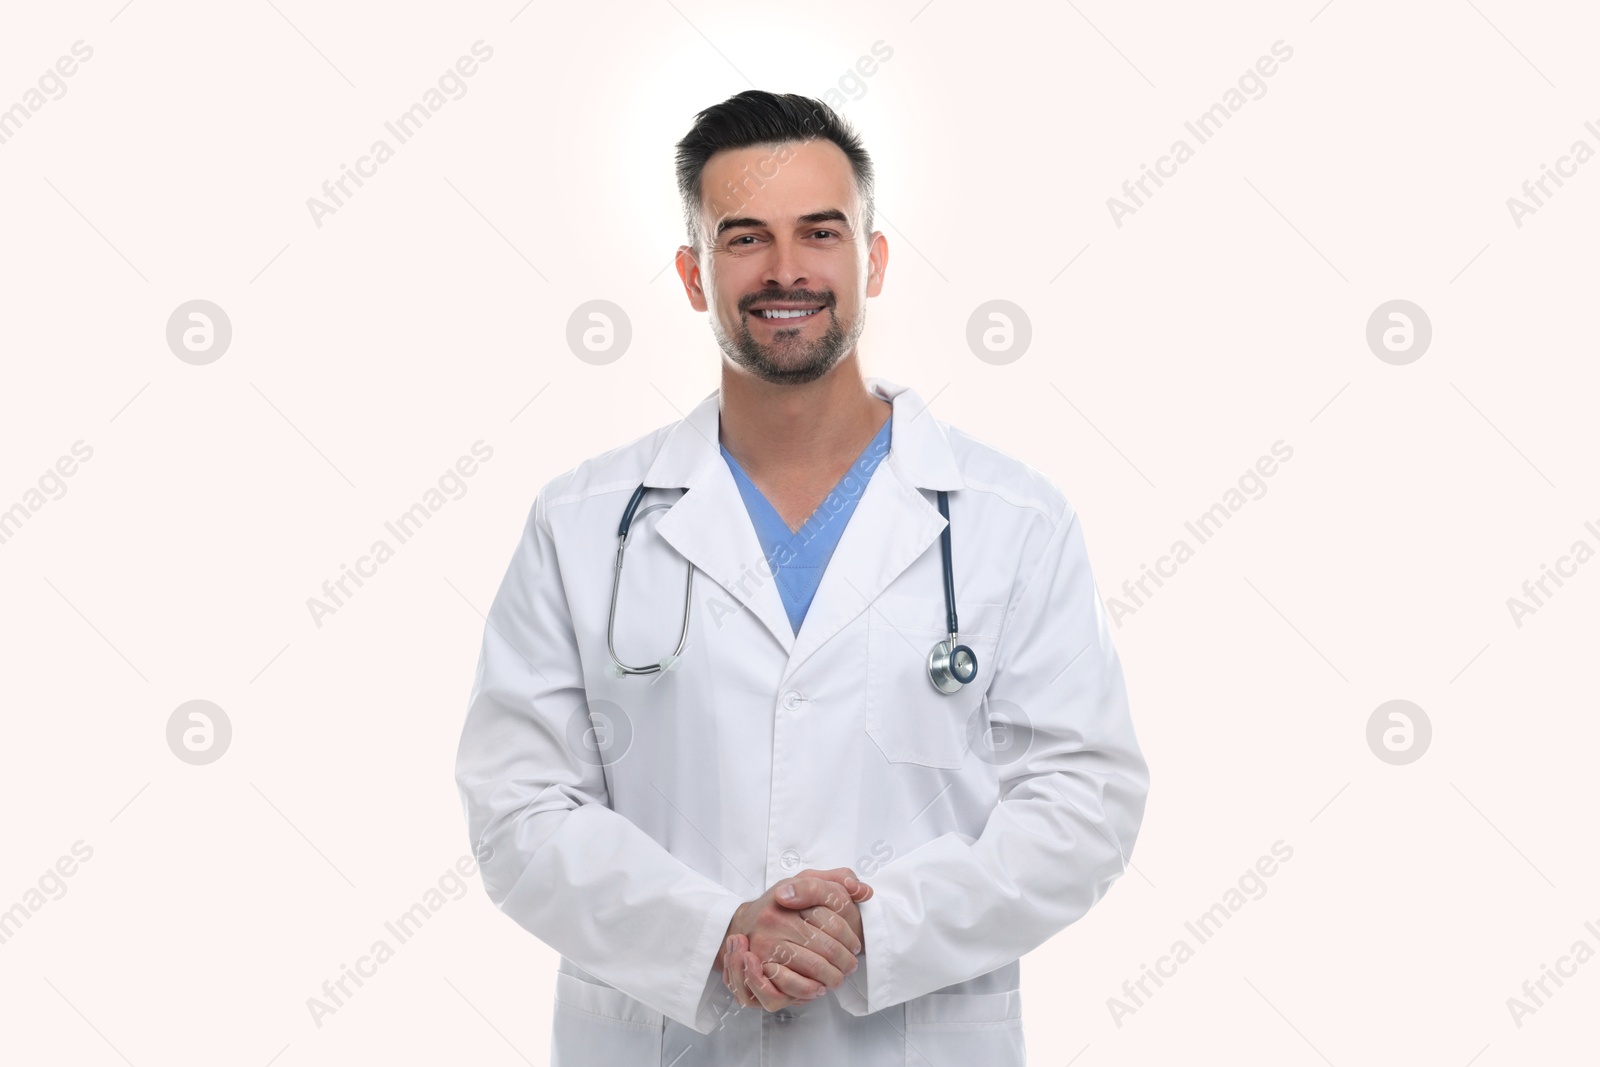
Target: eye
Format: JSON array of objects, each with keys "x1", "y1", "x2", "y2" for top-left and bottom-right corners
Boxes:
[
  {"x1": 729, "y1": 235, "x2": 757, "y2": 247},
  {"x1": 811, "y1": 230, "x2": 838, "y2": 239}
]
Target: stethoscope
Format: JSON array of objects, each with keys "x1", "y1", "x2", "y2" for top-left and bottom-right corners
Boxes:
[{"x1": 606, "y1": 483, "x2": 978, "y2": 694}]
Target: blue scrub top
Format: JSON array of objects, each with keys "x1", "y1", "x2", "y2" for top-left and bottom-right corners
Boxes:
[{"x1": 720, "y1": 416, "x2": 892, "y2": 634}]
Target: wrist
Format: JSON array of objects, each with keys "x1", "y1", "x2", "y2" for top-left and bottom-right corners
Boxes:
[
  {"x1": 714, "y1": 901, "x2": 754, "y2": 973},
  {"x1": 726, "y1": 899, "x2": 751, "y2": 937}
]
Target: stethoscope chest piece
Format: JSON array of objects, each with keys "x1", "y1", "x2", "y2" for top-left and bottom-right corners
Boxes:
[{"x1": 928, "y1": 637, "x2": 978, "y2": 694}]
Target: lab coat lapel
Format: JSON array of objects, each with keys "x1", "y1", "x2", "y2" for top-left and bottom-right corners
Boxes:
[
  {"x1": 643, "y1": 388, "x2": 797, "y2": 657},
  {"x1": 782, "y1": 378, "x2": 965, "y2": 683},
  {"x1": 640, "y1": 378, "x2": 966, "y2": 675}
]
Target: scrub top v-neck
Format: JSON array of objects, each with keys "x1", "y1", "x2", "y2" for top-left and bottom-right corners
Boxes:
[{"x1": 720, "y1": 415, "x2": 893, "y2": 635}]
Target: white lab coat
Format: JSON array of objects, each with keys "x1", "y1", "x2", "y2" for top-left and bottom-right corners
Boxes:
[{"x1": 455, "y1": 376, "x2": 1149, "y2": 1066}]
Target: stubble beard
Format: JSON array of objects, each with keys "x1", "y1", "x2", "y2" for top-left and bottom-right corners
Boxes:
[{"x1": 713, "y1": 302, "x2": 864, "y2": 386}]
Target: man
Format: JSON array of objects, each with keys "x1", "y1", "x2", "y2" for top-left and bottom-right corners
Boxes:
[{"x1": 455, "y1": 90, "x2": 1149, "y2": 1066}]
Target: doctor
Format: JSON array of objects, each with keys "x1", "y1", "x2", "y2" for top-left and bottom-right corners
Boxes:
[{"x1": 455, "y1": 89, "x2": 1149, "y2": 1065}]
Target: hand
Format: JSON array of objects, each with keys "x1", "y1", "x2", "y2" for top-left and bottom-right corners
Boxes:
[
  {"x1": 717, "y1": 868, "x2": 872, "y2": 1011},
  {"x1": 721, "y1": 868, "x2": 871, "y2": 1010}
]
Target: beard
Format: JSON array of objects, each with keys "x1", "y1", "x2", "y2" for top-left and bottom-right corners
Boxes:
[{"x1": 711, "y1": 296, "x2": 864, "y2": 386}]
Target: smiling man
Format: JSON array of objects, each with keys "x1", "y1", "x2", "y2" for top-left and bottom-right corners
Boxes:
[
  {"x1": 455, "y1": 90, "x2": 1148, "y2": 1067},
  {"x1": 678, "y1": 106, "x2": 894, "y2": 540},
  {"x1": 694, "y1": 163, "x2": 865, "y2": 387}
]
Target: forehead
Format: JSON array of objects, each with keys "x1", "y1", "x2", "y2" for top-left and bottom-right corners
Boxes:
[{"x1": 699, "y1": 138, "x2": 860, "y2": 227}]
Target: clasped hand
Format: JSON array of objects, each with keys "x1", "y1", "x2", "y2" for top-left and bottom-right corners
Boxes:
[{"x1": 715, "y1": 867, "x2": 872, "y2": 1012}]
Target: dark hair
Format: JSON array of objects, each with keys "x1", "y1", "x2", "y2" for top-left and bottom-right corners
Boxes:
[{"x1": 674, "y1": 90, "x2": 875, "y2": 252}]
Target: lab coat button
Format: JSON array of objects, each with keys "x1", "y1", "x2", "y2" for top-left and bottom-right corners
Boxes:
[
  {"x1": 779, "y1": 849, "x2": 801, "y2": 871},
  {"x1": 781, "y1": 690, "x2": 802, "y2": 711}
]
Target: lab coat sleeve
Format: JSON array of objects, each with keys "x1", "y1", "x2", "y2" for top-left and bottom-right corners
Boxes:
[
  {"x1": 454, "y1": 488, "x2": 746, "y2": 1034},
  {"x1": 834, "y1": 506, "x2": 1150, "y2": 1015}
]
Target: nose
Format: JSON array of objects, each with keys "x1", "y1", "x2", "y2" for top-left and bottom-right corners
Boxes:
[{"x1": 763, "y1": 237, "x2": 808, "y2": 293}]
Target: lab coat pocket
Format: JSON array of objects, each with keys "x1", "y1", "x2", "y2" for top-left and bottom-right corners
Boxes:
[
  {"x1": 865, "y1": 593, "x2": 1002, "y2": 768},
  {"x1": 904, "y1": 989, "x2": 1024, "y2": 1067},
  {"x1": 551, "y1": 970, "x2": 664, "y2": 1066}
]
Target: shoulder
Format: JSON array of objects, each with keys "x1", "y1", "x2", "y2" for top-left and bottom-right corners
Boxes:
[
  {"x1": 528, "y1": 419, "x2": 679, "y2": 530},
  {"x1": 939, "y1": 419, "x2": 1075, "y2": 532}
]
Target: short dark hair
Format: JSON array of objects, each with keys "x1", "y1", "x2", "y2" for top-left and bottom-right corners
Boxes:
[{"x1": 674, "y1": 90, "x2": 875, "y2": 252}]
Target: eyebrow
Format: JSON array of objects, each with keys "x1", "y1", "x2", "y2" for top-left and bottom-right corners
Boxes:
[{"x1": 714, "y1": 209, "x2": 851, "y2": 240}]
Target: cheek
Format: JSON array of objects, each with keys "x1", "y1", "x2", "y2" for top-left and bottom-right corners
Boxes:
[
  {"x1": 711, "y1": 267, "x2": 756, "y2": 312},
  {"x1": 831, "y1": 295, "x2": 863, "y2": 321}
]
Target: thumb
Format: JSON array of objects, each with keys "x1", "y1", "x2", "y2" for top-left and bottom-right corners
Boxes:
[{"x1": 777, "y1": 875, "x2": 862, "y2": 911}]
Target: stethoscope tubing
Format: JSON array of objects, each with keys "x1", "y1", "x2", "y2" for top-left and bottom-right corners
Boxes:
[
  {"x1": 608, "y1": 485, "x2": 694, "y2": 675},
  {"x1": 936, "y1": 489, "x2": 960, "y2": 641},
  {"x1": 608, "y1": 483, "x2": 976, "y2": 691}
]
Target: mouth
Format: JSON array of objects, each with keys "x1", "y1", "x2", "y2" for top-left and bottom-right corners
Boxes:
[{"x1": 749, "y1": 306, "x2": 825, "y2": 323}]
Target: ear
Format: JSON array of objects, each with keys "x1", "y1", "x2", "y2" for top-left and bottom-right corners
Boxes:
[
  {"x1": 865, "y1": 231, "x2": 888, "y2": 297},
  {"x1": 675, "y1": 244, "x2": 709, "y2": 312}
]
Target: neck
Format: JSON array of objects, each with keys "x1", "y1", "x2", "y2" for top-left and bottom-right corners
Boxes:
[{"x1": 717, "y1": 353, "x2": 891, "y2": 481}]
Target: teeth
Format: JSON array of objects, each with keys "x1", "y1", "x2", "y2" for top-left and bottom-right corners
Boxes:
[{"x1": 758, "y1": 308, "x2": 819, "y2": 319}]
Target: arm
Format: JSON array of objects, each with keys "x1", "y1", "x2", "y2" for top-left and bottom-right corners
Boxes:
[
  {"x1": 835, "y1": 508, "x2": 1150, "y2": 1015},
  {"x1": 454, "y1": 488, "x2": 744, "y2": 1034}
]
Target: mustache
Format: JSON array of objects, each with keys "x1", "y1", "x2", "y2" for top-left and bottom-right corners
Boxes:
[{"x1": 740, "y1": 291, "x2": 834, "y2": 311}]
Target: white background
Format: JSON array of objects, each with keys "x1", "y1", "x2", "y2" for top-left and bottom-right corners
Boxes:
[{"x1": 1, "y1": 0, "x2": 1596, "y2": 1063}]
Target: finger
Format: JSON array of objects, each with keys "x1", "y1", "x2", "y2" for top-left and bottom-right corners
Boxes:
[
  {"x1": 802, "y1": 867, "x2": 874, "y2": 903},
  {"x1": 799, "y1": 866, "x2": 861, "y2": 896},
  {"x1": 721, "y1": 934, "x2": 746, "y2": 979},
  {"x1": 760, "y1": 959, "x2": 826, "y2": 1001},
  {"x1": 765, "y1": 939, "x2": 846, "y2": 990},
  {"x1": 777, "y1": 915, "x2": 858, "y2": 978},
  {"x1": 725, "y1": 936, "x2": 753, "y2": 1004},
  {"x1": 796, "y1": 903, "x2": 861, "y2": 955},
  {"x1": 776, "y1": 875, "x2": 862, "y2": 913},
  {"x1": 742, "y1": 949, "x2": 793, "y2": 1012},
  {"x1": 730, "y1": 951, "x2": 759, "y2": 1008}
]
